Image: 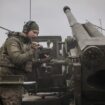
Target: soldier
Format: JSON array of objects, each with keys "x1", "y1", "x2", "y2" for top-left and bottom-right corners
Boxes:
[{"x1": 0, "y1": 20, "x2": 40, "y2": 105}]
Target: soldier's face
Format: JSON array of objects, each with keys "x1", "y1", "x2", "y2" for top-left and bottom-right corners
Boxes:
[{"x1": 27, "y1": 30, "x2": 39, "y2": 39}]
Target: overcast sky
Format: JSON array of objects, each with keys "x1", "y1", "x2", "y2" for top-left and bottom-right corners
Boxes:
[{"x1": 0, "y1": 0, "x2": 105, "y2": 46}]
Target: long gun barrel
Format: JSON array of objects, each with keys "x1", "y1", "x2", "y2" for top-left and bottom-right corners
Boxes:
[
  {"x1": 63, "y1": 6, "x2": 91, "y2": 42},
  {"x1": 63, "y1": 6, "x2": 105, "y2": 67}
]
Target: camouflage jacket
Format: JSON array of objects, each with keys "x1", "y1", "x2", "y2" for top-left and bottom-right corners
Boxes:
[{"x1": 0, "y1": 32, "x2": 35, "y2": 71}]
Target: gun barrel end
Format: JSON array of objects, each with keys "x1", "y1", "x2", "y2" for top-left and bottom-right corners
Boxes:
[{"x1": 63, "y1": 6, "x2": 71, "y2": 13}]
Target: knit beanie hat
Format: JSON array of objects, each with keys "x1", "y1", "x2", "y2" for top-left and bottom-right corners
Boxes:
[{"x1": 23, "y1": 20, "x2": 39, "y2": 33}]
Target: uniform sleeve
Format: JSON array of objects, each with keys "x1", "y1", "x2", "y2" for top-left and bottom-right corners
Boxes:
[{"x1": 6, "y1": 38, "x2": 34, "y2": 65}]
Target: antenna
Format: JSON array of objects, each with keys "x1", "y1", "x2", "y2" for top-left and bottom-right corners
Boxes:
[
  {"x1": 29, "y1": 0, "x2": 31, "y2": 20},
  {"x1": 0, "y1": 26, "x2": 12, "y2": 32},
  {"x1": 99, "y1": 18, "x2": 102, "y2": 34}
]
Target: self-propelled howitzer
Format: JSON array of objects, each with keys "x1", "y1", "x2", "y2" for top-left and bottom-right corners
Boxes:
[{"x1": 63, "y1": 6, "x2": 105, "y2": 105}]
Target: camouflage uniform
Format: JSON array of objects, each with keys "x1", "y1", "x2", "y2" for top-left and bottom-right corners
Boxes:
[{"x1": 0, "y1": 32, "x2": 35, "y2": 105}]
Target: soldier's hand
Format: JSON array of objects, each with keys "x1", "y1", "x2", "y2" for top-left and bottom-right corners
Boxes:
[{"x1": 31, "y1": 42, "x2": 41, "y2": 49}]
